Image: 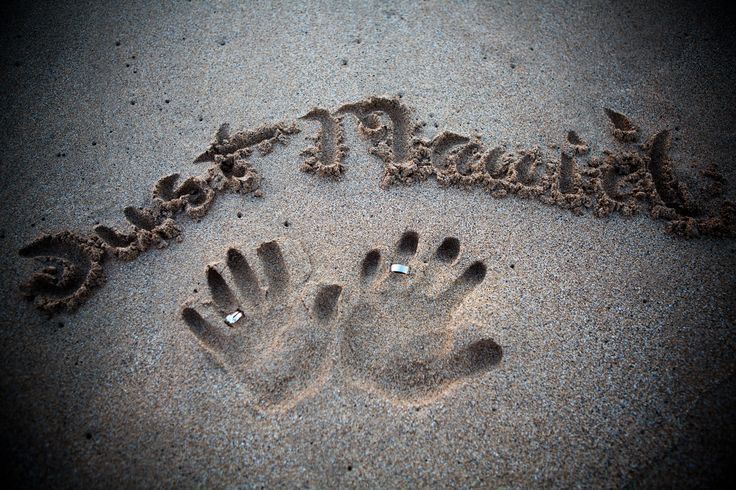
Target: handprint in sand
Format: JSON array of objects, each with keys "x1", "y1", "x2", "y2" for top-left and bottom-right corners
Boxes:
[
  {"x1": 340, "y1": 231, "x2": 503, "y2": 404},
  {"x1": 181, "y1": 238, "x2": 342, "y2": 410}
]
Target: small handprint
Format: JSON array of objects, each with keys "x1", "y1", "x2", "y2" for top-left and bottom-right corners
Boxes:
[{"x1": 181, "y1": 238, "x2": 342, "y2": 410}]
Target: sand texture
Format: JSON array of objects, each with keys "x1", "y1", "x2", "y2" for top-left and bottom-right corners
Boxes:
[{"x1": 1, "y1": 0, "x2": 735, "y2": 487}]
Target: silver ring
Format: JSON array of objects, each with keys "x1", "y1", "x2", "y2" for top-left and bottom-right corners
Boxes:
[
  {"x1": 225, "y1": 309, "x2": 244, "y2": 325},
  {"x1": 390, "y1": 263, "x2": 410, "y2": 274}
]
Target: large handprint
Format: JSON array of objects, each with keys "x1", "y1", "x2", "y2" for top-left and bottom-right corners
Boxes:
[{"x1": 340, "y1": 231, "x2": 502, "y2": 404}]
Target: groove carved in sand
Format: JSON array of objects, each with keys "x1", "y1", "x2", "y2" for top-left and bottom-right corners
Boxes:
[
  {"x1": 300, "y1": 108, "x2": 347, "y2": 177},
  {"x1": 19, "y1": 232, "x2": 106, "y2": 314},
  {"x1": 341, "y1": 231, "x2": 502, "y2": 404},
  {"x1": 17, "y1": 95, "x2": 734, "y2": 316},
  {"x1": 19, "y1": 121, "x2": 299, "y2": 314},
  {"x1": 337, "y1": 96, "x2": 429, "y2": 187},
  {"x1": 604, "y1": 107, "x2": 639, "y2": 142},
  {"x1": 181, "y1": 238, "x2": 342, "y2": 410},
  {"x1": 305, "y1": 97, "x2": 733, "y2": 238}
]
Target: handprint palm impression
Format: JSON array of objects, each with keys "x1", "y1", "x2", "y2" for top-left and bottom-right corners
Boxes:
[
  {"x1": 341, "y1": 231, "x2": 502, "y2": 404},
  {"x1": 181, "y1": 239, "x2": 342, "y2": 409},
  {"x1": 182, "y1": 232, "x2": 501, "y2": 409}
]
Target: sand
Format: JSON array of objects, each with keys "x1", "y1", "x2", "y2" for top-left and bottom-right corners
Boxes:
[{"x1": 1, "y1": 0, "x2": 735, "y2": 487}]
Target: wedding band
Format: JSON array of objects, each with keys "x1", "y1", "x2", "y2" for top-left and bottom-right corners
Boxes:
[
  {"x1": 225, "y1": 309, "x2": 243, "y2": 325},
  {"x1": 390, "y1": 264, "x2": 410, "y2": 274}
]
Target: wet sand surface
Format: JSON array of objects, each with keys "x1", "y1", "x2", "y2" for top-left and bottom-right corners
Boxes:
[{"x1": 1, "y1": 1, "x2": 735, "y2": 487}]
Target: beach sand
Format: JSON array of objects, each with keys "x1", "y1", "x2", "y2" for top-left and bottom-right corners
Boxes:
[{"x1": 1, "y1": 0, "x2": 735, "y2": 486}]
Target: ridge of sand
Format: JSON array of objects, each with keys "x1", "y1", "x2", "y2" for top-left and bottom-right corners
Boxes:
[{"x1": 17, "y1": 97, "x2": 734, "y2": 315}]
